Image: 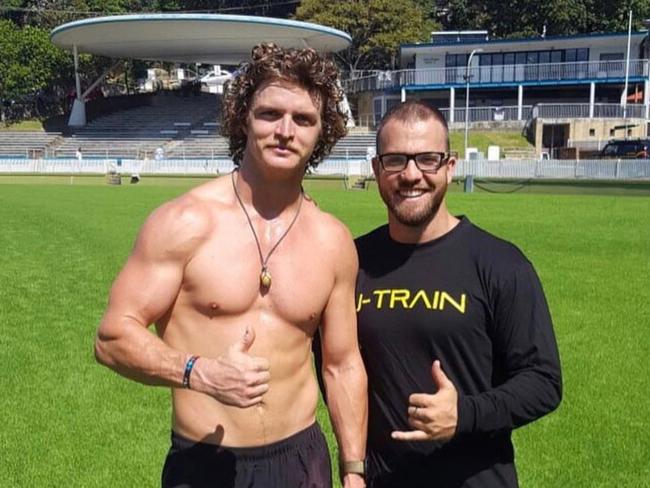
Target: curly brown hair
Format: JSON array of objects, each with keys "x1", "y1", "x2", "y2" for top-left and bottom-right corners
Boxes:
[{"x1": 221, "y1": 43, "x2": 348, "y2": 169}]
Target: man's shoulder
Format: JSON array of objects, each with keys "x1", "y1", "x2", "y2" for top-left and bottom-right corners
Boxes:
[
  {"x1": 354, "y1": 225, "x2": 389, "y2": 251},
  {"x1": 304, "y1": 201, "x2": 357, "y2": 270},
  {"x1": 306, "y1": 199, "x2": 354, "y2": 242},
  {"x1": 138, "y1": 177, "x2": 228, "y2": 256},
  {"x1": 460, "y1": 218, "x2": 532, "y2": 270}
]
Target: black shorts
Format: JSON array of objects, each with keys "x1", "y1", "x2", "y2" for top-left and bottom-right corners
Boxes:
[{"x1": 162, "y1": 422, "x2": 332, "y2": 488}]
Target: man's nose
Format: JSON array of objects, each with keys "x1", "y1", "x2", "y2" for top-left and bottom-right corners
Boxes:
[
  {"x1": 275, "y1": 115, "x2": 295, "y2": 139},
  {"x1": 399, "y1": 158, "x2": 422, "y2": 181}
]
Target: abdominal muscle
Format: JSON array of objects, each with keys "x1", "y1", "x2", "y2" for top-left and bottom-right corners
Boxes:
[{"x1": 161, "y1": 303, "x2": 321, "y2": 447}]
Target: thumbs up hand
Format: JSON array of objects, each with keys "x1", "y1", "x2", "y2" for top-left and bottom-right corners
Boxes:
[
  {"x1": 391, "y1": 360, "x2": 458, "y2": 442},
  {"x1": 193, "y1": 325, "x2": 270, "y2": 407}
]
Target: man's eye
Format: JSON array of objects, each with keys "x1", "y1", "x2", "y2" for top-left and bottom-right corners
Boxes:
[
  {"x1": 258, "y1": 110, "x2": 279, "y2": 119},
  {"x1": 418, "y1": 157, "x2": 438, "y2": 165},
  {"x1": 295, "y1": 115, "x2": 314, "y2": 125},
  {"x1": 384, "y1": 157, "x2": 404, "y2": 165}
]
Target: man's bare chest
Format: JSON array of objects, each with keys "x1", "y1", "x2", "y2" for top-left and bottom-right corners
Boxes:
[{"x1": 180, "y1": 230, "x2": 334, "y2": 326}]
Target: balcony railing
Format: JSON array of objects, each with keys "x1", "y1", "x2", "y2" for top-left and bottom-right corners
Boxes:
[
  {"x1": 355, "y1": 105, "x2": 531, "y2": 127},
  {"x1": 342, "y1": 59, "x2": 649, "y2": 93},
  {"x1": 354, "y1": 103, "x2": 647, "y2": 129},
  {"x1": 532, "y1": 103, "x2": 646, "y2": 119}
]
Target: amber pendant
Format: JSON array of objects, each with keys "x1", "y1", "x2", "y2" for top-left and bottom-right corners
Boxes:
[{"x1": 260, "y1": 268, "x2": 272, "y2": 288}]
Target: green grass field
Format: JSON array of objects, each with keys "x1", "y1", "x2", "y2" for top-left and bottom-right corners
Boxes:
[
  {"x1": 1, "y1": 177, "x2": 649, "y2": 487},
  {"x1": 449, "y1": 129, "x2": 533, "y2": 158},
  {"x1": 0, "y1": 119, "x2": 46, "y2": 131}
]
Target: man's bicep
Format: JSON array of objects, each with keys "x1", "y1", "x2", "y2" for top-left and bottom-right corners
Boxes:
[
  {"x1": 103, "y1": 250, "x2": 184, "y2": 330},
  {"x1": 100, "y1": 201, "x2": 203, "y2": 332}
]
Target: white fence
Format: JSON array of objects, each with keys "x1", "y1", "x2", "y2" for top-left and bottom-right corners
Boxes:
[
  {"x1": 0, "y1": 158, "x2": 373, "y2": 178},
  {"x1": 532, "y1": 103, "x2": 646, "y2": 119},
  {"x1": 456, "y1": 159, "x2": 650, "y2": 179},
  {"x1": 1, "y1": 158, "x2": 650, "y2": 180}
]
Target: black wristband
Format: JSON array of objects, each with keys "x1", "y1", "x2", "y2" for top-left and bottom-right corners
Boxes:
[{"x1": 182, "y1": 355, "x2": 199, "y2": 389}]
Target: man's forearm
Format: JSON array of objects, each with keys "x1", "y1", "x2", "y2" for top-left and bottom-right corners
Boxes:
[
  {"x1": 95, "y1": 317, "x2": 188, "y2": 388},
  {"x1": 323, "y1": 357, "x2": 368, "y2": 461},
  {"x1": 457, "y1": 365, "x2": 562, "y2": 435}
]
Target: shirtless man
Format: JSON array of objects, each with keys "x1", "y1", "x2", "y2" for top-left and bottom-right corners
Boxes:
[{"x1": 95, "y1": 43, "x2": 368, "y2": 488}]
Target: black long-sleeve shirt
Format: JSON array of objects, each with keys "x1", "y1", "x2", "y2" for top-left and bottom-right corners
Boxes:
[{"x1": 355, "y1": 217, "x2": 562, "y2": 487}]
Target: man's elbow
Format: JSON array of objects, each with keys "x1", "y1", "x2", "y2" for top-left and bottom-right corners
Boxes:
[
  {"x1": 94, "y1": 331, "x2": 114, "y2": 368},
  {"x1": 540, "y1": 370, "x2": 563, "y2": 415},
  {"x1": 549, "y1": 373, "x2": 563, "y2": 412},
  {"x1": 323, "y1": 357, "x2": 368, "y2": 389}
]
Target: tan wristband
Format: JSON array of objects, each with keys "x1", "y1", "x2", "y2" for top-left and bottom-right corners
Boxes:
[{"x1": 341, "y1": 460, "x2": 365, "y2": 476}]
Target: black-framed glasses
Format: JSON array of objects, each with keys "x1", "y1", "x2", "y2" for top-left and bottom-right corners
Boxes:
[{"x1": 377, "y1": 152, "x2": 449, "y2": 173}]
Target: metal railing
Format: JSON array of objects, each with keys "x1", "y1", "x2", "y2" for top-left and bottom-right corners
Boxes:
[
  {"x1": 355, "y1": 105, "x2": 531, "y2": 128},
  {"x1": 342, "y1": 59, "x2": 649, "y2": 93},
  {"x1": 357, "y1": 102, "x2": 650, "y2": 129},
  {"x1": 531, "y1": 103, "x2": 646, "y2": 119},
  {"x1": 2, "y1": 158, "x2": 650, "y2": 180},
  {"x1": 456, "y1": 159, "x2": 650, "y2": 179}
]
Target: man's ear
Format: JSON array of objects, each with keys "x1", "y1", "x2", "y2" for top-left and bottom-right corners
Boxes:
[
  {"x1": 445, "y1": 156, "x2": 456, "y2": 184},
  {"x1": 372, "y1": 156, "x2": 380, "y2": 179}
]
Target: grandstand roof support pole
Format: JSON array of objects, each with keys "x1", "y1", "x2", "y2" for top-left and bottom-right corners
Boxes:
[
  {"x1": 401, "y1": 87, "x2": 406, "y2": 102},
  {"x1": 74, "y1": 45, "x2": 82, "y2": 101},
  {"x1": 82, "y1": 60, "x2": 121, "y2": 100},
  {"x1": 589, "y1": 82, "x2": 595, "y2": 118},
  {"x1": 517, "y1": 85, "x2": 523, "y2": 121},
  {"x1": 68, "y1": 44, "x2": 87, "y2": 127},
  {"x1": 449, "y1": 87, "x2": 455, "y2": 123}
]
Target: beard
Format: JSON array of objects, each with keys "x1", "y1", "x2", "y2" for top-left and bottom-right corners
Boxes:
[{"x1": 379, "y1": 181, "x2": 447, "y2": 227}]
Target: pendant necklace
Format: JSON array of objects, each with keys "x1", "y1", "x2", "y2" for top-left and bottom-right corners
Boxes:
[{"x1": 231, "y1": 169, "x2": 303, "y2": 290}]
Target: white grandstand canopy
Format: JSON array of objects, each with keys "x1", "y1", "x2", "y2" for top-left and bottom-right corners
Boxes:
[
  {"x1": 50, "y1": 14, "x2": 352, "y2": 127},
  {"x1": 50, "y1": 13, "x2": 352, "y2": 64}
]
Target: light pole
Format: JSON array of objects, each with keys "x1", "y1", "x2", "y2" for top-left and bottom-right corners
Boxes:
[
  {"x1": 623, "y1": 9, "x2": 632, "y2": 138},
  {"x1": 464, "y1": 48, "x2": 483, "y2": 159}
]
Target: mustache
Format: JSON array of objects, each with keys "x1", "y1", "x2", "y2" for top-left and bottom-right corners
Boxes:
[{"x1": 268, "y1": 143, "x2": 298, "y2": 153}]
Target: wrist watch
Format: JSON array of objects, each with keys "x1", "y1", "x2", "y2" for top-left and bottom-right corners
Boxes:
[{"x1": 341, "y1": 460, "x2": 365, "y2": 477}]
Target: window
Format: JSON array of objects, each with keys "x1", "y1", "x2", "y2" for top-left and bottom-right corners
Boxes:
[
  {"x1": 600, "y1": 52, "x2": 624, "y2": 77},
  {"x1": 445, "y1": 54, "x2": 468, "y2": 67},
  {"x1": 600, "y1": 53, "x2": 624, "y2": 61}
]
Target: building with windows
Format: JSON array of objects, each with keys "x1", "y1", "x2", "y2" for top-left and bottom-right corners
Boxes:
[{"x1": 345, "y1": 30, "x2": 650, "y2": 155}]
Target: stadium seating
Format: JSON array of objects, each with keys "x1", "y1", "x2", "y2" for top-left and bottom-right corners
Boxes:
[
  {"x1": 53, "y1": 93, "x2": 221, "y2": 159},
  {"x1": 0, "y1": 131, "x2": 62, "y2": 158},
  {"x1": 0, "y1": 93, "x2": 375, "y2": 161}
]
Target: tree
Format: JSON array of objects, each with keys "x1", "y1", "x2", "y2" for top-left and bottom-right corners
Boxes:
[
  {"x1": 0, "y1": 19, "x2": 75, "y2": 121},
  {"x1": 295, "y1": 0, "x2": 438, "y2": 72},
  {"x1": 442, "y1": 0, "x2": 650, "y2": 39},
  {"x1": 0, "y1": 20, "x2": 70, "y2": 100}
]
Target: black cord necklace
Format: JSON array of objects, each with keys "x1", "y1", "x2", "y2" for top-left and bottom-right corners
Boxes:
[{"x1": 231, "y1": 169, "x2": 303, "y2": 289}]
